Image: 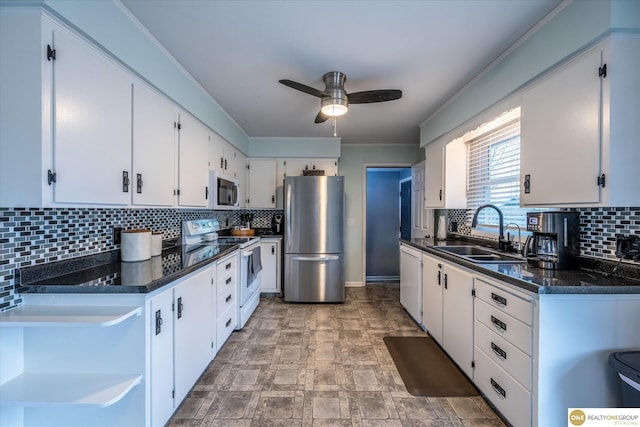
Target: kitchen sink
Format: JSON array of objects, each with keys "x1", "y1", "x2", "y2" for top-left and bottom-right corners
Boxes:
[{"x1": 434, "y1": 245, "x2": 526, "y2": 264}]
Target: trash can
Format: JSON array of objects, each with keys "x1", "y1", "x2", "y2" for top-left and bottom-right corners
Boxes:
[{"x1": 609, "y1": 351, "x2": 640, "y2": 407}]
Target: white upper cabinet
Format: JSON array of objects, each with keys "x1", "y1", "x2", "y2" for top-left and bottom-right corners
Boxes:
[
  {"x1": 280, "y1": 158, "x2": 338, "y2": 177},
  {"x1": 210, "y1": 133, "x2": 243, "y2": 178},
  {"x1": 45, "y1": 16, "x2": 133, "y2": 205},
  {"x1": 411, "y1": 161, "x2": 431, "y2": 238},
  {"x1": 247, "y1": 159, "x2": 277, "y2": 208},
  {"x1": 235, "y1": 150, "x2": 247, "y2": 208},
  {"x1": 424, "y1": 139, "x2": 465, "y2": 209},
  {"x1": 132, "y1": 83, "x2": 177, "y2": 207},
  {"x1": 521, "y1": 35, "x2": 640, "y2": 207},
  {"x1": 177, "y1": 112, "x2": 210, "y2": 207}
]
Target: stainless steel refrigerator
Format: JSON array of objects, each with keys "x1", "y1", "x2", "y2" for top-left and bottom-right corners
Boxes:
[{"x1": 284, "y1": 176, "x2": 345, "y2": 302}]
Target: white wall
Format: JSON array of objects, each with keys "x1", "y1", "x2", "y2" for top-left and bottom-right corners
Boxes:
[
  {"x1": 249, "y1": 137, "x2": 341, "y2": 158},
  {"x1": 339, "y1": 144, "x2": 421, "y2": 286}
]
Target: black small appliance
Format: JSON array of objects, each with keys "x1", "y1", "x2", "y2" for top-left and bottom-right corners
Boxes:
[{"x1": 271, "y1": 213, "x2": 283, "y2": 234}]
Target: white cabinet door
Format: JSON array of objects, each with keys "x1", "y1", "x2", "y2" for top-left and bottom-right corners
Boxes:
[
  {"x1": 283, "y1": 159, "x2": 309, "y2": 177},
  {"x1": 260, "y1": 239, "x2": 281, "y2": 293},
  {"x1": 399, "y1": 244, "x2": 422, "y2": 324},
  {"x1": 442, "y1": 262, "x2": 474, "y2": 378},
  {"x1": 520, "y1": 47, "x2": 602, "y2": 206},
  {"x1": 177, "y1": 113, "x2": 210, "y2": 207},
  {"x1": 424, "y1": 140, "x2": 444, "y2": 208},
  {"x1": 209, "y1": 132, "x2": 225, "y2": 174},
  {"x1": 132, "y1": 82, "x2": 176, "y2": 206},
  {"x1": 411, "y1": 161, "x2": 432, "y2": 238},
  {"x1": 149, "y1": 288, "x2": 175, "y2": 427},
  {"x1": 283, "y1": 158, "x2": 338, "y2": 177},
  {"x1": 235, "y1": 150, "x2": 247, "y2": 208},
  {"x1": 173, "y1": 268, "x2": 213, "y2": 404},
  {"x1": 52, "y1": 22, "x2": 132, "y2": 205},
  {"x1": 422, "y1": 254, "x2": 443, "y2": 344},
  {"x1": 248, "y1": 159, "x2": 277, "y2": 208}
]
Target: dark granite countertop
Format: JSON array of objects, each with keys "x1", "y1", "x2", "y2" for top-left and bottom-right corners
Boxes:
[
  {"x1": 402, "y1": 237, "x2": 640, "y2": 295},
  {"x1": 17, "y1": 242, "x2": 240, "y2": 294}
]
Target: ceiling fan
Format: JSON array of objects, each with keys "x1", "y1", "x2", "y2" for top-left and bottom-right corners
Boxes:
[{"x1": 279, "y1": 71, "x2": 402, "y2": 123}]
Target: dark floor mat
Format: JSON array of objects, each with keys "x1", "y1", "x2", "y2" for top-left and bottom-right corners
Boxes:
[{"x1": 383, "y1": 336, "x2": 478, "y2": 397}]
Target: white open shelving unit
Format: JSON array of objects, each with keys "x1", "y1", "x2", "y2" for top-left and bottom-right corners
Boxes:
[{"x1": 0, "y1": 302, "x2": 146, "y2": 426}]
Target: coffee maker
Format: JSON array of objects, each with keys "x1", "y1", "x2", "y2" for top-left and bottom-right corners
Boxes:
[
  {"x1": 524, "y1": 211, "x2": 580, "y2": 269},
  {"x1": 271, "y1": 213, "x2": 283, "y2": 234}
]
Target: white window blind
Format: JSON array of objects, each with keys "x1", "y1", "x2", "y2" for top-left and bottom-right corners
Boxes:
[{"x1": 465, "y1": 109, "x2": 527, "y2": 228}]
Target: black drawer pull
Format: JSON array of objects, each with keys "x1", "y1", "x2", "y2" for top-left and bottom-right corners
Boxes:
[
  {"x1": 226, "y1": 318, "x2": 232, "y2": 327},
  {"x1": 225, "y1": 262, "x2": 232, "y2": 270},
  {"x1": 491, "y1": 292, "x2": 507, "y2": 306},
  {"x1": 226, "y1": 277, "x2": 232, "y2": 285},
  {"x1": 437, "y1": 270, "x2": 441, "y2": 285},
  {"x1": 490, "y1": 315, "x2": 507, "y2": 332},
  {"x1": 491, "y1": 342, "x2": 507, "y2": 359},
  {"x1": 490, "y1": 378, "x2": 506, "y2": 398},
  {"x1": 226, "y1": 294, "x2": 232, "y2": 303}
]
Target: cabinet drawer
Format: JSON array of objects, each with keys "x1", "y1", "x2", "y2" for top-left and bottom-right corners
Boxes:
[
  {"x1": 474, "y1": 277, "x2": 533, "y2": 326},
  {"x1": 216, "y1": 305, "x2": 237, "y2": 351},
  {"x1": 474, "y1": 347, "x2": 532, "y2": 427},
  {"x1": 216, "y1": 271, "x2": 236, "y2": 297},
  {"x1": 216, "y1": 285, "x2": 236, "y2": 315},
  {"x1": 475, "y1": 320, "x2": 532, "y2": 390},
  {"x1": 475, "y1": 299, "x2": 532, "y2": 355}
]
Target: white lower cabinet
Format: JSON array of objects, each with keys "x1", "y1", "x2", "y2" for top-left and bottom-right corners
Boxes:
[
  {"x1": 400, "y1": 244, "x2": 423, "y2": 324},
  {"x1": 473, "y1": 276, "x2": 533, "y2": 427},
  {"x1": 260, "y1": 238, "x2": 282, "y2": 294},
  {"x1": 421, "y1": 253, "x2": 474, "y2": 378},
  {"x1": 215, "y1": 252, "x2": 238, "y2": 351},
  {"x1": 149, "y1": 266, "x2": 214, "y2": 427}
]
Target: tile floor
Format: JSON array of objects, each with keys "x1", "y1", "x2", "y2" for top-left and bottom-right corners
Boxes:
[{"x1": 167, "y1": 283, "x2": 506, "y2": 427}]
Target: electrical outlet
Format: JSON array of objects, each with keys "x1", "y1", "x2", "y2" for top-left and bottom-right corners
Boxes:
[
  {"x1": 615, "y1": 236, "x2": 640, "y2": 258},
  {"x1": 113, "y1": 227, "x2": 122, "y2": 245}
]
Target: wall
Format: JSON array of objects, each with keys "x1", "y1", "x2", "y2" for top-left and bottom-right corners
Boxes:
[
  {"x1": 339, "y1": 145, "x2": 421, "y2": 286},
  {"x1": 420, "y1": 0, "x2": 640, "y2": 146},
  {"x1": 249, "y1": 137, "x2": 341, "y2": 158}
]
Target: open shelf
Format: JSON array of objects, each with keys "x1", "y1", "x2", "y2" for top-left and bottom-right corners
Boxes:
[
  {"x1": 0, "y1": 373, "x2": 142, "y2": 407},
  {"x1": 0, "y1": 305, "x2": 142, "y2": 328}
]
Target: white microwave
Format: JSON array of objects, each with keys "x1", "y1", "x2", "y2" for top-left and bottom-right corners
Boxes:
[{"x1": 210, "y1": 171, "x2": 240, "y2": 209}]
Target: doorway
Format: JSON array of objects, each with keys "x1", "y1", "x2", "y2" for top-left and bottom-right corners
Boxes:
[{"x1": 365, "y1": 167, "x2": 411, "y2": 283}]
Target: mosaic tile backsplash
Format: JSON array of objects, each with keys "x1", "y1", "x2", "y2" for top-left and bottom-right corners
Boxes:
[
  {"x1": 448, "y1": 207, "x2": 640, "y2": 263},
  {"x1": 1, "y1": 206, "x2": 638, "y2": 311},
  {"x1": 0, "y1": 207, "x2": 283, "y2": 312}
]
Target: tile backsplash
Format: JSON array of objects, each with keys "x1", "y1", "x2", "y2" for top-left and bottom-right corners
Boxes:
[
  {"x1": 0, "y1": 207, "x2": 282, "y2": 312},
  {"x1": 448, "y1": 207, "x2": 640, "y2": 263}
]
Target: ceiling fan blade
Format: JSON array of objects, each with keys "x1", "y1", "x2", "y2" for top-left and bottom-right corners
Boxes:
[
  {"x1": 279, "y1": 79, "x2": 328, "y2": 98},
  {"x1": 347, "y1": 89, "x2": 402, "y2": 104},
  {"x1": 315, "y1": 111, "x2": 329, "y2": 123}
]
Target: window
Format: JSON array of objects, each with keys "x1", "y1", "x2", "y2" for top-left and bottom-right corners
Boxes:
[{"x1": 464, "y1": 108, "x2": 534, "y2": 229}]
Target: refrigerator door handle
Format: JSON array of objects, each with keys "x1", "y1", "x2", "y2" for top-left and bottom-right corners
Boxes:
[{"x1": 291, "y1": 255, "x2": 340, "y2": 262}]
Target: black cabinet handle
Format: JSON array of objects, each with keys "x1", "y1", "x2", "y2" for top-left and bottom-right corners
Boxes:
[
  {"x1": 443, "y1": 273, "x2": 448, "y2": 289},
  {"x1": 225, "y1": 262, "x2": 232, "y2": 270},
  {"x1": 491, "y1": 342, "x2": 507, "y2": 360},
  {"x1": 220, "y1": 157, "x2": 224, "y2": 169},
  {"x1": 271, "y1": 246, "x2": 275, "y2": 255},
  {"x1": 205, "y1": 186, "x2": 209, "y2": 200},
  {"x1": 226, "y1": 277, "x2": 232, "y2": 285},
  {"x1": 491, "y1": 292, "x2": 507, "y2": 306},
  {"x1": 439, "y1": 189, "x2": 442, "y2": 201},
  {"x1": 490, "y1": 378, "x2": 506, "y2": 398},
  {"x1": 122, "y1": 171, "x2": 130, "y2": 193},
  {"x1": 272, "y1": 195, "x2": 275, "y2": 204},
  {"x1": 226, "y1": 318, "x2": 232, "y2": 327},
  {"x1": 155, "y1": 310, "x2": 162, "y2": 335},
  {"x1": 177, "y1": 297, "x2": 183, "y2": 319},
  {"x1": 226, "y1": 294, "x2": 232, "y2": 303},
  {"x1": 136, "y1": 173, "x2": 143, "y2": 194},
  {"x1": 490, "y1": 315, "x2": 507, "y2": 332},
  {"x1": 437, "y1": 270, "x2": 441, "y2": 285}
]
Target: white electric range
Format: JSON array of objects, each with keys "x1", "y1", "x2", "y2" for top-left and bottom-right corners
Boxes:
[{"x1": 181, "y1": 219, "x2": 261, "y2": 330}]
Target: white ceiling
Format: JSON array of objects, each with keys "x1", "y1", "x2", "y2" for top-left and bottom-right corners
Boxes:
[{"x1": 120, "y1": 0, "x2": 562, "y2": 145}]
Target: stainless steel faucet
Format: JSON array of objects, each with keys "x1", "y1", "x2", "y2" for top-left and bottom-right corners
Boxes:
[
  {"x1": 471, "y1": 204, "x2": 506, "y2": 251},
  {"x1": 505, "y1": 222, "x2": 522, "y2": 254}
]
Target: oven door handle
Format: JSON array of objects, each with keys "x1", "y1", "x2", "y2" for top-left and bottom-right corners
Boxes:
[{"x1": 292, "y1": 255, "x2": 340, "y2": 262}]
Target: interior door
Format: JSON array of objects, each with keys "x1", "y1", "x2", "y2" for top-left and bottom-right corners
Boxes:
[{"x1": 400, "y1": 179, "x2": 411, "y2": 240}]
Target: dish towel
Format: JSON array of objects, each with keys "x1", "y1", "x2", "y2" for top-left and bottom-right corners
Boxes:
[{"x1": 247, "y1": 246, "x2": 263, "y2": 284}]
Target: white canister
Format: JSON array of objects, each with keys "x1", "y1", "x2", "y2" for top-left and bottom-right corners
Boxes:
[
  {"x1": 151, "y1": 232, "x2": 163, "y2": 257},
  {"x1": 121, "y1": 229, "x2": 152, "y2": 262}
]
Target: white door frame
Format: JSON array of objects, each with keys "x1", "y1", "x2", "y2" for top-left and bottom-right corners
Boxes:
[{"x1": 362, "y1": 163, "x2": 413, "y2": 287}]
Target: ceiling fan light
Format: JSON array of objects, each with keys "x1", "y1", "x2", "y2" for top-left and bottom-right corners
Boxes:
[{"x1": 321, "y1": 98, "x2": 348, "y2": 117}]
